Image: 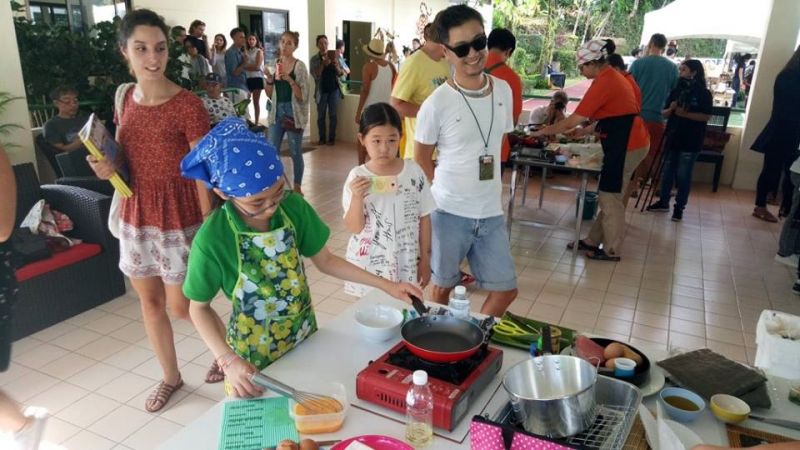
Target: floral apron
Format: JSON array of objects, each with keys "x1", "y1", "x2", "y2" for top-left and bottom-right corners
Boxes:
[{"x1": 224, "y1": 204, "x2": 317, "y2": 373}]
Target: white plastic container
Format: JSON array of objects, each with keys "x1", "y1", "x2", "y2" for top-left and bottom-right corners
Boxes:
[
  {"x1": 448, "y1": 285, "x2": 470, "y2": 320},
  {"x1": 405, "y1": 370, "x2": 433, "y2": 447}
]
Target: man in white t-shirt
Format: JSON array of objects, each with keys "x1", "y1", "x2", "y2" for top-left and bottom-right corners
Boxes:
[{"x1": 414, "y1": 4, "x2": 517, "y2": 317}]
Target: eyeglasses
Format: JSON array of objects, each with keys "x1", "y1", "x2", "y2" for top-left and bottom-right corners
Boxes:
[
  {"x1": 443, "y1": 34, "x2": 487, "y2": 58},
  {"x1": 56, "y1": 97, "x2": 79, "y2": 105}
]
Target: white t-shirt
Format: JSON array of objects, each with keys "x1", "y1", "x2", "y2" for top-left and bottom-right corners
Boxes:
[
  {"x1": 529, "y1": 105, "x2": 549, "y2": 125},
  {"x1": 202, "y1": 97, "x2": 237, "y2": 125},
  {"x1": 342, "y1": 160, "x2": 436, "y2": 297},
  {"x1": 415, "y1": 76, "x2": 514, "y2": 219}
]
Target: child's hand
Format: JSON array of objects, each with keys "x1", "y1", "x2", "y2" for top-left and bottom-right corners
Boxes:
[
  {"x1": 225, "y1": 357, "x2": 264, "y2": 398},
  {"x1": 417, "y1": 258, "x2": 431, "y2": 288},
  {"x1": 385, "y1": 281, "x2": 424, "y2": 303},
  {"x1": 350, "y1": 176, "x2": 370, "y2": 198},
  {"x1": 86, "y1": 155, "x2": 116, "y2": 180}
]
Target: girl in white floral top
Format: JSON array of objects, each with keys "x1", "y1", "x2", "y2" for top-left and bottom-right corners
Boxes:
[{"x1": 343, "y1": 103, "x2": 436, "y2": 296}]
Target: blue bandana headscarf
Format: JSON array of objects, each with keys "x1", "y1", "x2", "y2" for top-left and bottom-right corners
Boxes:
[{"x1": 180, "y1": 118, "x2": 284, "y2": 198}]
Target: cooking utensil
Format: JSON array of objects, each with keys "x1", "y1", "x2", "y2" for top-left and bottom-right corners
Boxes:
[
  {"x1": 494, "y1": 319, "x2": 530, "y2": 337},
  {"x1": 502, "y1": 355, "x2": 598, "y2": 437},
  {"x1": 748, "y1": 415, "x2": 800, "y2": 431},
  {"x1": 250, "y1": 372, "x2": 341, "y2": 414},
  {"x1": 401, "y1": 296, "x2": 485, "y2": 363}
]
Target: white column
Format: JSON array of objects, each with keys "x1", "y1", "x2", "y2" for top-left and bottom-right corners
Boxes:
[
  {"x1": 732, "y1": 0, "x2": 800, "y2": 190},
  {"x1": 0, "y1": 1, "x2": 35, "y2": 166}
]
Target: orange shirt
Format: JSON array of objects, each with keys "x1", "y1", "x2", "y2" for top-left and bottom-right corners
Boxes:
[
  {"x1": 623, "y1": 72, "x2": 642, "y2": 107},
  {"x1": 575, "y1": 67, "x2": 649, "y2": 151},
  {"x1": 485, "y1": 52, "x2": 522, "y2": 161}
]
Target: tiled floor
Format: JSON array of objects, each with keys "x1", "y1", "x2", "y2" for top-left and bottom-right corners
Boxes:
[{"x1": 4, "y1": 144, "x2": 799, "y2": 449}]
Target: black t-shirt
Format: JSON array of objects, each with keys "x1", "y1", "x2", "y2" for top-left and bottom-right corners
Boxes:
[
  {"x1": 320, "y1": 64, "x2": 340, "y2": 94},
  {"x1": 664, "y1": 80, "x2": 713, "y2": 153},
  {"x1": 186, "y1": 35, "x2": 208, "y2": 57}
]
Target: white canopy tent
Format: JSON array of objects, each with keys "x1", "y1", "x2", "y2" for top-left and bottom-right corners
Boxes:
[{"x1": 640, "y1": 0, "x2": 770, "y2": 48}]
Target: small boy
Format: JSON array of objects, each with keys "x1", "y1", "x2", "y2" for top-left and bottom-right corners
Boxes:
[{"x1": 201, "y1": 73, "x2": 237, "y2": 126}]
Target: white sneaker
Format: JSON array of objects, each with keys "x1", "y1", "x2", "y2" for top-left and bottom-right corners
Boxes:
[
  {"x1": 13, "y1": 407, "x2": 48, "y2": 450},
  {"x1": 774, "y1": 253, "x2": 799, "y2": 268}
]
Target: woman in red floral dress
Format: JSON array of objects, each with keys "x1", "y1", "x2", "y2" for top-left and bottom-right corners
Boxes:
[{"x1": 88, "y1": 9, "x2": 220, "y2": 412}]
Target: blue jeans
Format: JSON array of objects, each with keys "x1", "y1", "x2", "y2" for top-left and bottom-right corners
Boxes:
[
  {"x1": 659, "y1": 150, "x2": 699, "y2": 210},
  {"x1": 269, "y1": 102, "x2": 304, "y2": 186},
  {"x1": 317, "y1": 91, "x2": 339, "y2": 143}
]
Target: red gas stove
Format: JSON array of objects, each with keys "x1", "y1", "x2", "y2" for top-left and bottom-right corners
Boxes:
[{"x1": 356, "y1": 342, "x2": 503, "y2": 431}]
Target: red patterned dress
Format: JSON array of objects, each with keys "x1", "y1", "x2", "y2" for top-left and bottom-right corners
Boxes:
[{"x1": 116, "y1": 89, "x2": 210, "y2": 284}]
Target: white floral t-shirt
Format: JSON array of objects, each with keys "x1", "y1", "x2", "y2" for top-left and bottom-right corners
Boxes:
[
  {"x1": 202, "y1": 96, "x2": 237, "y2": 125},
  {"x1": 342, "y1": 160, "x2": 436, "y2": 296}
]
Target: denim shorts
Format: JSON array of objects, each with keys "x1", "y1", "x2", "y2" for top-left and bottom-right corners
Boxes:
[{"x1": 430, "y1": 210, "x2": 517, "y2": 292}]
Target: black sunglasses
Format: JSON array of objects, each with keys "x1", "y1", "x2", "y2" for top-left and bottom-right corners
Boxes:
[{"x1": 443, "y1": 34, "x2": 487, "y2": 58}]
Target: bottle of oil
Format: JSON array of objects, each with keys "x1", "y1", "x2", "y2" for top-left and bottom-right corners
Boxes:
[{"x1": 405, "y1": 370, "x2": 433, "y2": 447}]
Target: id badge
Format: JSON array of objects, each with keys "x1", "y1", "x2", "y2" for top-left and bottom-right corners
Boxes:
[{"x1": 479, "y1": 155, "x2": 494, "y2": 181}]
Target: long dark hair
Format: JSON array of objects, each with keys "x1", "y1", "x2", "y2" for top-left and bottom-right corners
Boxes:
[
  {"x1": 118, "y1": 9, "x2": 170, "y2": 47},
  {"x1": 214, "y1": 33, "x2": 227, "y2": 52},
  {"x1": 359, "y1": 103, "x2": 403, "y2": 137},
  {"x1": 783, "y1": 45, "x2": 800, "y2": 74},
  {"x1": 682, "y1": 59, "x2": 706, "y2": 86}
]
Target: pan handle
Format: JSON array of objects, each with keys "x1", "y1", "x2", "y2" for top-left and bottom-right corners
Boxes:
[{"x1": 409, "y1": 295, "x2": 429, "y2": 317}]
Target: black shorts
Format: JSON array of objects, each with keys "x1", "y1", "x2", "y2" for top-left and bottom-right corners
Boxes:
[{"x1": 246, "y1": 77, "x2": 265, "y2": 91}]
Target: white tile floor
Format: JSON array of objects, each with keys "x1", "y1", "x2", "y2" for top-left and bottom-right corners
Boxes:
[{"x1": 4, "y1": 144, "x2": 800, "y2": 449}]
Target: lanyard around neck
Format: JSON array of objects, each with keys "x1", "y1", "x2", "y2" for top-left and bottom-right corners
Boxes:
[{"x1": 454, "y1": 76, "x2": 494, "y2": 155}]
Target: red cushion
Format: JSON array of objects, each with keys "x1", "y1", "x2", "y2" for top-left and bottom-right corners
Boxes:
[{"x1": 15, "y1": 243, "x2": 103, "y2": 283}]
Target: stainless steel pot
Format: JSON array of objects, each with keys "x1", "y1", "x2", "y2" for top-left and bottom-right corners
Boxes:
[{"x1": 502, "y1": 355, "x2": 597, "y2": 438}]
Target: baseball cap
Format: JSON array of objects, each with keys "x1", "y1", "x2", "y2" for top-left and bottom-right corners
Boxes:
[{"x1": 204, "y1": 73, "x2": 222, "y2": 84}]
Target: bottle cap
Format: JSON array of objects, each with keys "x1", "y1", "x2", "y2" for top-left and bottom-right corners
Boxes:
[
  {"x1": 454, "y1": 285, "x2": 466, "y2": 296},
  {"x1": 412, "y1": 370, "x2": 428, "y2": 386}
]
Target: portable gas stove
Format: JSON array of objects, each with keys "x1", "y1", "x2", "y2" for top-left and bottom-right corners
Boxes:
[{"x1": 356, "y1": 341, "x2": 503, "y2": 431}]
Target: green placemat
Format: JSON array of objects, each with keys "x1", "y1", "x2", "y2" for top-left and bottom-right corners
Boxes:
[{"x1": 218, "y1": 397, "x2": 298, "y2": 450}]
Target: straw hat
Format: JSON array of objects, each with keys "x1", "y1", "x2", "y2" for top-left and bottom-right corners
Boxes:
[{"x1": 363, "y1": 38, "x2": 385, "y2": 58}]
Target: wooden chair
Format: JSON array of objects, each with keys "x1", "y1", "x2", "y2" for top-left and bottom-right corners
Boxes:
[{"x1": 696, "y1": 106, "x2": 732, "y2": 192}]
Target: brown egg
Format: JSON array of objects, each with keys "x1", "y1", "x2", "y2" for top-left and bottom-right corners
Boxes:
[
  {"x1": 604, "y1": 358, "x2": 616, "y2": 370},
  {"x1": 603, "y1": 342, "x2": 625, "y2": 360},
  {"x1": 622, "y1": 347, "x2": 643, "y2": 365},
  {"x1": 299, "y1": 439, "x2": 319, "y2": 450},
  {"x1": 276, "y1": 440, "x2": 299, "y2": 450}
]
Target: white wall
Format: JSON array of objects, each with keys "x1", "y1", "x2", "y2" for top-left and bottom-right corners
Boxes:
[
  {"x1": 320, "y1": 0, "x2": 493, "y2": 144},
  {"x1": 733, "y1": 0, "x2": 800, "y2": 190},
  {"x1": 320, "y1": 0, "x2": 449, "y2": 51},
  {"x1": 132, "y1": 0, "x2": 311, "y2": 64},
  {"x1": 0, "y1": 0, "x2": 35, "y2": 167}
]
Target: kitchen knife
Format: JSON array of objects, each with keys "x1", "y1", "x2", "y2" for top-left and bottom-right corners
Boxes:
[{"x1": 748, "y1": 415, "x2": 800, "y2": 431}]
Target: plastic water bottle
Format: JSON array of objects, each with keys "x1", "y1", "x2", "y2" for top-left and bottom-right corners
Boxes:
[
  {"x1": 448, "y1": 285, "x2": 470, "y2": 320},
  {"x1": 405, "y1": 370, "x2": 433, "y2": 447}
]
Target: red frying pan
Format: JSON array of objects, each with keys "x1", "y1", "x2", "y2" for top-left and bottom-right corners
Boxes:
[{"x1": 401, "y1": 296, "x2": 485, "y2": 363}]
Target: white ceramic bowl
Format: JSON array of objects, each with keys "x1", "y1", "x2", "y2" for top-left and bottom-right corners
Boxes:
[{"x1": 354, "y1": 305, "x2": 404, "y2": 342}]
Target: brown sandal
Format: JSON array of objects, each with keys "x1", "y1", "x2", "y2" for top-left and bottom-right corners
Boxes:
[
  {"x1": 753, "y1": 207, "x2": 778, "y2": 223},
  {"x1": 205, "y1": 361, "x2": 225, "y2": 384},
  {"x1": 145, "y1": 376, "x2": 184, "y2": 412}
]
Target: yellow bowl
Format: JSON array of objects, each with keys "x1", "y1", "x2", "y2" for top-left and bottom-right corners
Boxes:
[{"x1": 710, "y1": 394, "x2": 750, "y2": 423}]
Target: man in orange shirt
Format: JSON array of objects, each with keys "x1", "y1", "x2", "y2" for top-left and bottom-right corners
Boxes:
[{"x1": 485, "y1": 28, "x2": 522, "y2": 162}]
